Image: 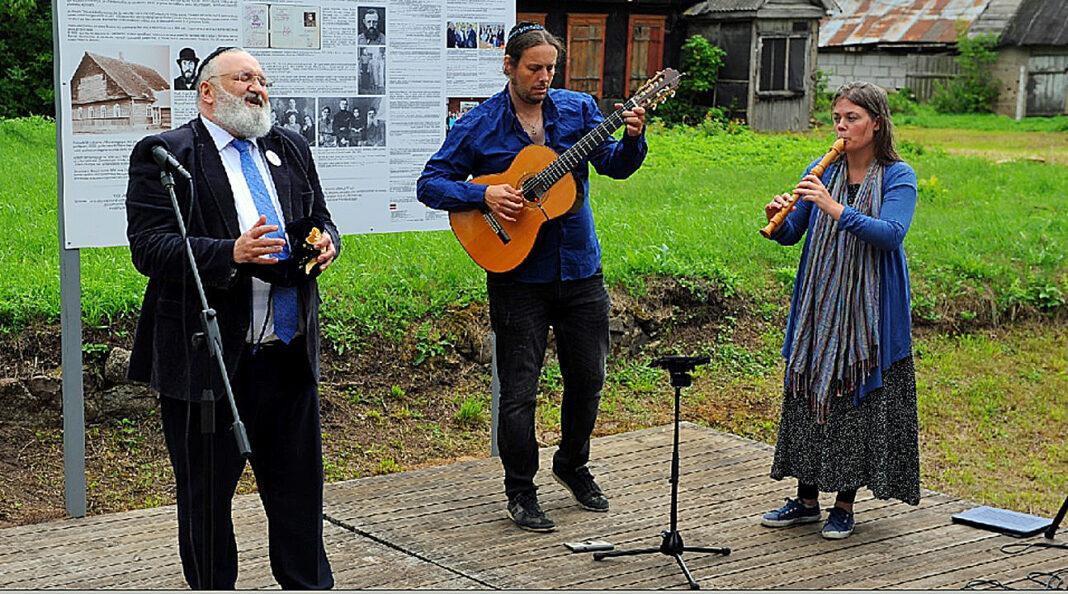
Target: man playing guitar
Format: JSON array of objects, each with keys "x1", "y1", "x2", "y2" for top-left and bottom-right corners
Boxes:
[{"x1": 417, "y1": 22, "x2": 647, "y2": 533}]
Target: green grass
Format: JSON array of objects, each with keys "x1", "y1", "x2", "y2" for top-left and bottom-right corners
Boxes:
[
  {"x1": 895, "y1": 109, "x2": 1068, "y2": 132},
  {"x1": 816, "y1": 102, "x2": 1068, "y2": 132},
  {"x1": 915, "y1": 324, "x2": 1067, "y2": 515},
  {"x1": 1, "y1": 117, "x2": 1065, "y2": 336}
]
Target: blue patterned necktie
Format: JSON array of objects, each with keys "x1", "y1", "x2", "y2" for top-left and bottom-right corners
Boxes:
[{"x1": 231, "y1": 139, "x2": 299, "y2": 344}]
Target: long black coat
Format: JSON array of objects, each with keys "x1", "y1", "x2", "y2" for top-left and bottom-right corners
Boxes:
[{"x1": 125, "y1": 117, "x2": 340, "y2": 401}]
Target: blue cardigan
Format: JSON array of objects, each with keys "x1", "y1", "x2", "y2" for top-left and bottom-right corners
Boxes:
[{"x1": 773, "y1": 158, "x2": 918, "y2": 401}]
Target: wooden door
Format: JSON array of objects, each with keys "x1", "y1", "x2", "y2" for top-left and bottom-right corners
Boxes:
[
  {"x1": 1026, "y1": 54, "x2": 1068, "y2": 116},
  {"x1": 566, "y1": 14, "x2": 607, "y2": 97},
  {"x1": 516, "y1": 12, "x2": 546, "y2": 26},
  {"x1": 625, "y1": 15, "x2": 666, "y2": 96}
]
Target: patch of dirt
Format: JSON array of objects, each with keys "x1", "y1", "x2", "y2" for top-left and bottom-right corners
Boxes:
[
  {"x1": 0, "y1": 276, "x2": 752, "y2": 528},
  {"x1": 3, "y1": 275, "x2": 1062, "y2": 527}
]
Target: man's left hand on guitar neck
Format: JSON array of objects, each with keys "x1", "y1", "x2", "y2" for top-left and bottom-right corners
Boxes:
[{"x1": 616, "y1": 103, "x2": 646, "y2": 137}]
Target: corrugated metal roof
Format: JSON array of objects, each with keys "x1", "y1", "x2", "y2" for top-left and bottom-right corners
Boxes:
[
  {"x1": 685, "y1": 0, "x2": 835, "y2": 16},
  {"x1": 819, "y1": 0, "x2": 990, "y2": 48},
  {"x1": 968, "y1": 0, "x2": 1024, "y2": 37},
  {"x1": 999, "y1": 0, "x2": 1068, "y2": 46},
  {"x1": 684, "y1": 0, "x2": 766, "y2": 15}
]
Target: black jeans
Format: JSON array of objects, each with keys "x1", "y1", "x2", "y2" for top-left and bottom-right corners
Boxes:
[
  {"x1": 488, "y1": 272, "x2": 611, "y2": 500},
  {"x1": 160, "y1": 338, "x2": 333, "y2": 590}
]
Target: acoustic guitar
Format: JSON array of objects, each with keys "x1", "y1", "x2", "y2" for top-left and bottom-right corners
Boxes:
[{"x1": 449, "y1": 69, "x2": 682, "y2": 273}]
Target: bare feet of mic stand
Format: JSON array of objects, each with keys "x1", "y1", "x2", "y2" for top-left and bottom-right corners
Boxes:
[
  {"x1": 592, "y1": 355, "x2": 730, "y2": 590},
  {"x1": 594, "y1": 529, "x2": 729, "y2": 590}
]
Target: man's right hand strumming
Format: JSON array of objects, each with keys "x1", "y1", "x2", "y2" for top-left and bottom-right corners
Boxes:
[
  {"x1": 233, "y1": 214, "x2": 287, "y2": 264},
  {"x1": 484, "y1": 183, "x2": 524, "y2": 222},
  {"x1": 765, "y1": 193, "x2": 795, "y2": 222}
]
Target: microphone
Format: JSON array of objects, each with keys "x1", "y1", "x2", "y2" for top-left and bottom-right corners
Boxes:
[{"x1": 151, "y1": 144, "x2": 192, "y2": 180}]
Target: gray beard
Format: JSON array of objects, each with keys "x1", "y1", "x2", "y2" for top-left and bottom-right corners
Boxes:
[{"x1": 213, "y1": 87, "x2": 272, "y2": 139}]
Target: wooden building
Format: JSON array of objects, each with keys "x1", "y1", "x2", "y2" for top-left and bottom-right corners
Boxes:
[
  {"x1": 515, "y1": 0, "x2": 699, "y2": 111},
  {"x1": 70, "y1": 52, "x2": 171, "y2": 134},
  {"x1": 816, "y1": 0, "x2": 988, "y2": 102},
  {"x1": 683, "y1": 0, "x2": 835, "y2": 131},
  {"x1": 985, "y1": 0, "x2": 1068, "y2": 117}
]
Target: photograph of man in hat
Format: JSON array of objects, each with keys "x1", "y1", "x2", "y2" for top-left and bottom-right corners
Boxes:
[{"x1": 173, "y1": 47, "x2": 200, "y2": 91}]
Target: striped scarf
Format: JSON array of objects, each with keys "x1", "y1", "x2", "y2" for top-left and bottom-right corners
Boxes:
[{"x1": 785, "y1": 160, "x2": 883, "y2": 424}]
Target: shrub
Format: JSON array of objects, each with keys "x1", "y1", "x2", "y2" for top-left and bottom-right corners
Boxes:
[
  {"x1": 887, "y1": 88, "x2": 919, "y2": 116},
  {"x1": 0, "y1": 0, "x2": 54, "y2": 118},
  {"x1": 930, "y1": 30, "x2": 1000, "y2": 114},
  {"x1": 654, "y1": 35, "x2": 726, "y2": 127}
]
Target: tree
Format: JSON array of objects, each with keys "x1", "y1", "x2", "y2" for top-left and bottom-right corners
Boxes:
[
  {"x1": 930, "y1": 29, "x2": 1000, "y2": 114},
  {"x1": 0, "y1": 0, "x2": 55, "y2": 118},
  {"x1": 654, "y1": 35, "x2": 726, "y2": 127}
]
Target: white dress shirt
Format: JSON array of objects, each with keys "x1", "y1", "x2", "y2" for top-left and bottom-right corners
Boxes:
[{"x1": 201, "y1": 116, "x2": 296, "y2": 344}]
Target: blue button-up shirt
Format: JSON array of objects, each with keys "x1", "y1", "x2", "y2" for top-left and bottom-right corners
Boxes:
[{"x1": 416, "y1": 86, "x2": 648, "y2": 282}]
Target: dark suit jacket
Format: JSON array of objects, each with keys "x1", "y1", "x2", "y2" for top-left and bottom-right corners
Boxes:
[{"x1": 125, "y1": 117, "x2": 341, "y2": 401}]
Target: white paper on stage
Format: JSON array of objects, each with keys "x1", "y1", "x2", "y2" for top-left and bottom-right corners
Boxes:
[{"x1": 55, "y1": 0, "x2": 514, "y2": 248}]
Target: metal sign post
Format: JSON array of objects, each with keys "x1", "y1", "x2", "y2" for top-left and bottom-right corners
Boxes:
[{"x1": 54, "y1": 0, "x2": 86, "y2": 518}]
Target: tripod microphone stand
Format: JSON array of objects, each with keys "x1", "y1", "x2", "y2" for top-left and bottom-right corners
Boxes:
[
  {"x1": 593, "y1": 355, "x2": 729, "y2": 590},
  {"x1": 159, "y1": 165, "x2": 251, "y2": 589}
]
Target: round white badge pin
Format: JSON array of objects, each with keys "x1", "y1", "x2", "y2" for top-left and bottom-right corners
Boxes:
[{"x1": 265, "y1": 149, "x2": 282, "y2": 167}]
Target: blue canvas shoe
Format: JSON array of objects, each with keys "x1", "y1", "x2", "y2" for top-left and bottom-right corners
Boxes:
[
  {"x1": 821, "y1": 506, "x2": 855, "y2": 539},
  {"x1": 761, "y1": 497, "x2": 822, "y2": 527}
]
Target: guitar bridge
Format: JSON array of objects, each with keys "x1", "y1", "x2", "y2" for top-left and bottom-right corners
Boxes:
[{"x1": 482, "y1": 210, "x2": 511, "y2": 244}]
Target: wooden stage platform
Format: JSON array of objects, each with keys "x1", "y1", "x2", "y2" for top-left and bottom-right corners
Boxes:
[{"x1": 1, "y1": 423, "x2": 1063, "y2": 589}]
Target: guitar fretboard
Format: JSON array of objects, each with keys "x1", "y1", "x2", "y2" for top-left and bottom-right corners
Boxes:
[{"x1": 527, "y1": 98, "x2": 638, "y2": 194}]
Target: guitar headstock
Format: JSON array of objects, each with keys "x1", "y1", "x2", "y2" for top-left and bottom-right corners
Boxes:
[{"x1": 630, "y1": 68, "x2": 682, "y2": 111}]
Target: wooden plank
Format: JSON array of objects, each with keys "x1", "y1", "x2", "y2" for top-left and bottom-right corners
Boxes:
[
  {"x1": 578, "y1": 495, "x2": 959, "y2": 590},
  {"x1": 886, "y1": 540, "x2": 1068, "y2": 589},
  {"x1": 2, "y1": 424, "x2": 1048, "y2": 590}
]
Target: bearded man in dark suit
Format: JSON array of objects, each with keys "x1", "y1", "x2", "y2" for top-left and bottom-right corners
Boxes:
[{"x1": 125, "y1": 47, "x2": 337, "y2": 590}]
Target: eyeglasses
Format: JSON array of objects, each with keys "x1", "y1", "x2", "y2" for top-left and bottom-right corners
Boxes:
[{"x1": 209, "y1": 70, "x2": 273, "y2": 88}]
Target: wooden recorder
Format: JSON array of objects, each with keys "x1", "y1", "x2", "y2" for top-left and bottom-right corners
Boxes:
[{"x1": 759, "y1": 138, "x2": 847, "y2": 239}]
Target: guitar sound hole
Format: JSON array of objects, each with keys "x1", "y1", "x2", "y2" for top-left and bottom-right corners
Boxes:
[{"x1": 521, "y1": 181, "x2": 543, "y2": 202}]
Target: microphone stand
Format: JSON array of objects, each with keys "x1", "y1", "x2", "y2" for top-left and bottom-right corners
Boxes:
[
  {"x1": 159, "y1": 169, "x2": 251, "y2": 589},
  {"x1": 594, "y1": 355, "x2": 729, "y2": 590}
]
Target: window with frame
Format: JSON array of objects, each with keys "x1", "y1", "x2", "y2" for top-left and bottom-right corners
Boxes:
[
  {"x1": 566, "y1": 14, "x2": 607, "y2": 97},
  {"x1": 758, "y1": 35, "x2": 807, "y2": 94},
  {"x1": 625, "y1": 15, "x2": 666, "y2": 96}
]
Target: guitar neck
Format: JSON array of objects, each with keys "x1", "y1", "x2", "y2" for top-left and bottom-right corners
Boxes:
[{"x1": 535, "y1": 98, "x2": 638, "y2": 188}]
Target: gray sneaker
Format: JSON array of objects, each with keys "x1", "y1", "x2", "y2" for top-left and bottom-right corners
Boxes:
[{"x1": 507, "y1": 492, "x2": 556, "y2": 532}]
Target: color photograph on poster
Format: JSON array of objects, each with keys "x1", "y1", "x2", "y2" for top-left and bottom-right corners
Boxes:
[{"x1": 445, "y1": 97, "x2": 487, "y2": 133}]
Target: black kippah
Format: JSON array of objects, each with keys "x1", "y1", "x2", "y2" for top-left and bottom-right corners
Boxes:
[
  {"x1": 195, "y1": 46, "x2": 238, "y2": 84},
  {"x1": 507, "y1": 22, "x2": 545, "y2": 42}
]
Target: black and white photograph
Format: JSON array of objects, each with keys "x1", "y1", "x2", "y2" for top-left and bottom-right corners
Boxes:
[
  {"x1": 271, "y1": 96, "x2": 317, "y2": 146},
  {"x1": 358, "y1": 97, "x2": 386, "y2": 147},
  {"x1": 357, "y1": 7, "x2": 386, "y2": 45},
  {"x1": 446, "y1": 22, "x2": 478, "y2": 49},
  {"x1": 358, "y1": 47, "x2": 386, "y2": 96},
  {"x1": 479, "y1": 23, "x2": 505, "y2": 49},
  {"x1": 318, "y1": 96, "x2": 364, "y2": 147},
  {"x1": 68, "y1": 45, "x2": 171, "y2": 135},
  {"x1": 172, "y1": 46, "x2": 200, "y2": 91}
]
